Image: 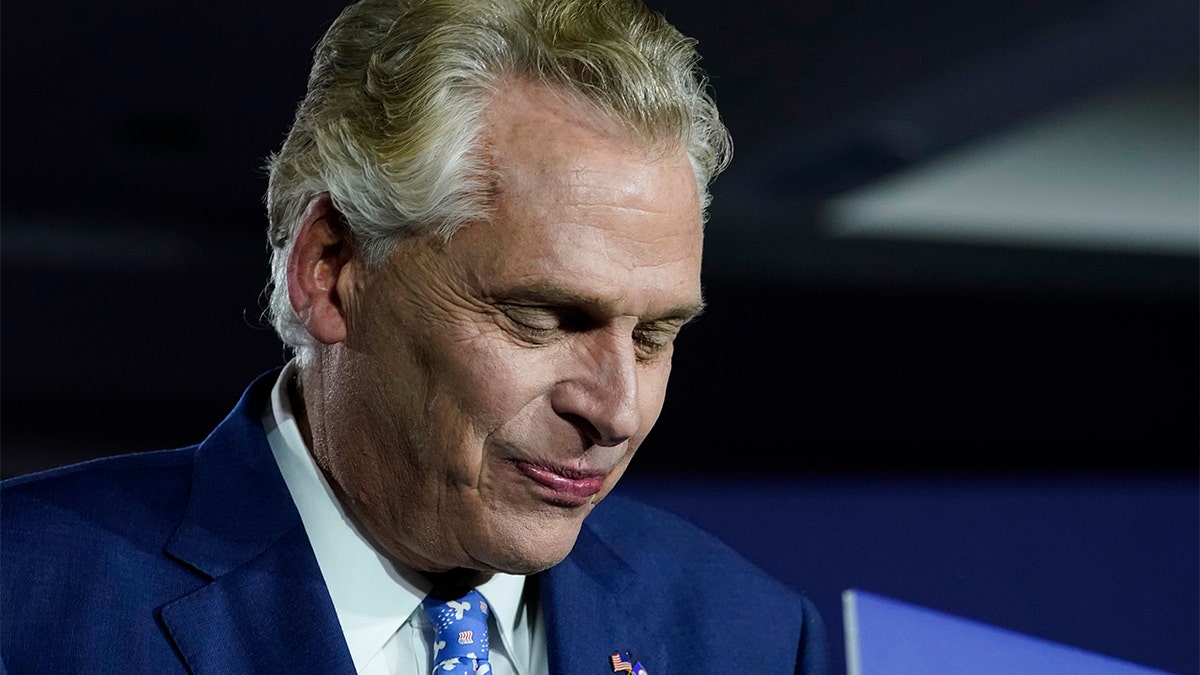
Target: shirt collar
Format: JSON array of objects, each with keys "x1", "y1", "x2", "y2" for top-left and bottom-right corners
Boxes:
[{"x1": 263, "y1": 362, "x2": 529, "y2": 671}]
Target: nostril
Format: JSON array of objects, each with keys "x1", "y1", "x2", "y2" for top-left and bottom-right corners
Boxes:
[
  {"x1": 559, "y1": 411, "x2": 631, "y2": 448},
  {"x1": 560, "y1": 412, "x2": 601, "y2": 446}
]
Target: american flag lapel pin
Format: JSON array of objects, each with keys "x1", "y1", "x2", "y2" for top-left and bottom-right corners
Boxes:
[{"x1": 610, "y1": 651, "x2": 650, "y2": 674}]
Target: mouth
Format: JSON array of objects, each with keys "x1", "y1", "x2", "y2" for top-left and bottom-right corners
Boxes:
[{"x1": 510, "y1": 460, "x2": 606, "y2": 507}]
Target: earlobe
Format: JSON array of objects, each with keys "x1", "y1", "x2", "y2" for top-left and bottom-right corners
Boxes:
[{"x1": 287, "y1": 193, "x2": 353, "y2": 345}]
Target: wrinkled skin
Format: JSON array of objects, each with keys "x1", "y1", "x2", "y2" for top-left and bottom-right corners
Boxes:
[{"x1": 290, "y1": 81, "x2": 704, "y2": 575}]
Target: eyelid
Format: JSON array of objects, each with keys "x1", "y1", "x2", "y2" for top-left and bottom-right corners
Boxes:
[
  {"x1": 637, "y1": 316, "x2": 692, "y2": 336},
  {"x1": 500, "y1": 304, "x2": 558, "y2": 326},
  {"x1": 498, "y1": 301, "x2": 603, "y2": 334},
  {"x1": 632, "y1": 324, "x2": 680, "y2": 360},
  {"x1": 494, "y1": 298, "x2": 694, "y2": 353},
  {"x1": 495, "y1": 305, "x2": 561, "y2": 343}
]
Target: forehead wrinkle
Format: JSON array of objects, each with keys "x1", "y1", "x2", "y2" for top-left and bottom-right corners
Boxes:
[
  {"x1": 553, "y1": 229, "x2": 701, "y2": 295},
  {"x1": 562, "y1": 156, "x2": 690, "y2": 196},
  {"x1": 571, "y1": 203, "x2": 687, "y2": 219}
]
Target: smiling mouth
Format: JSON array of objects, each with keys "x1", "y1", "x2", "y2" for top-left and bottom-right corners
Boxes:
[{"x1": 510, "y1": 460, "x2": 606, "y2": 506}]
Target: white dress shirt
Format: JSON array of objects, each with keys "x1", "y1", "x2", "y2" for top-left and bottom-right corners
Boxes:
[{"x1": 262, "y1": 362, "x2": 549, "y2": 674}]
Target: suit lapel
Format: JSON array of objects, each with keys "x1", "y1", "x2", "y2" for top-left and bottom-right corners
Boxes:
[
  {"x1": 160, "y1": 527, "x2": 351, "y2": 673},
  {"x1": 542, "y1": 522, "x2": 668, "y2": 675},
  {"x1": 159, "y1": 372, "x2": 355, "y2": 674}
]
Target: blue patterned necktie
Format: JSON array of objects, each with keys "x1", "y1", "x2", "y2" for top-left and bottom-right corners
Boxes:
[{"x1": 422, "y1": 588, "x2": 492, "y2": 674}]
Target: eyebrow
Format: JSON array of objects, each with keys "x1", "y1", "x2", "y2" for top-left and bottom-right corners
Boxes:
[{"x1": 491, "y1": 283, "x2": 706, "y2": 324}]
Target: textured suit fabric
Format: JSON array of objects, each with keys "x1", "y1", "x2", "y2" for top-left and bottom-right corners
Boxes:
[{"x1": 1, "y1": 372, "x2": 829, "y2": 674}]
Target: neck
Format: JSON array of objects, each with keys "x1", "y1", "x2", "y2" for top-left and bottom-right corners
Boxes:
[{"x1": 424, "y1": 568, "x2": 495, "y2": 597}]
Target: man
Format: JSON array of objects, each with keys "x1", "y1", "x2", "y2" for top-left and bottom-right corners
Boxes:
[{"x1": 2, "y1": 1, "x2": 829, "y2": 673}]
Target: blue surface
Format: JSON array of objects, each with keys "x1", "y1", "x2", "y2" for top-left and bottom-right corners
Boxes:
[
  {"x1": 614, "y1": 473, "x2": 1198, "y2": 675},
  {"x1": 845, "y1": 589, "x2": 1171, "y2": 675}
]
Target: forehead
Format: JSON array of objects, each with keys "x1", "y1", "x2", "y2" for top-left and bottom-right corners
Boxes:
[{"x1": 437, "y1": 82, "x2": 704, "y2": 316}]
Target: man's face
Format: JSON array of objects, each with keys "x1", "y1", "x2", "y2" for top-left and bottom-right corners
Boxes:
[{"x1": 312, "y1": 82, "x2": 703, "y2": 575}]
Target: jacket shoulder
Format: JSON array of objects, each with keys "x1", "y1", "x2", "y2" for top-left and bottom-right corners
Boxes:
[
  {"x1": 2, "y1": 447, "x2": 213, "y2": 671},
  {"x1": 2, "y1": 447, "x2": 197, "y2": 543},
  {"x1": 588, "y1": 493, "x2": 794, "y2": 593},
  {"x1": 585, "y1": 493, "x2": 831, "y2": 672}
]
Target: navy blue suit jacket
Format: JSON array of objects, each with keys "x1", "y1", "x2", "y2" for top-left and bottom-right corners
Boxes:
[{"x1": 2, "y1": 373, "x2": 829, "y2": 673}]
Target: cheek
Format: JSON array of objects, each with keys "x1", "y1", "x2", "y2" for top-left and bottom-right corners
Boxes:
[
  {"x1": 428, "y1": 335, "x2": 555, "y2": 439},
  {"x1": 637, "y1": 361, "x2": 673, "y2": 429}
]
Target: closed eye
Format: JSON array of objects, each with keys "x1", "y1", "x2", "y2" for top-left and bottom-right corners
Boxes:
[
  {"x1": 490, "y1": 285, "x2": 702, "y2": 355},
  {"x1": 497, "y1": 305, "x2": 559, "y2": 340},
  {"x1": 496, "y1": 303, "x2": 602, "y2": 342},
  {"x1": 632, "y1": 323, "x2": 684, "y2": 361}
]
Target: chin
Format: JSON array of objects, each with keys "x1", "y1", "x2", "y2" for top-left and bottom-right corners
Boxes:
[
  {"x1": 468, "y1": 514, "x2": 586, "y2": 575},
  {"x1": 482, "y1": 537, "x2": 580, "y2": 575}
]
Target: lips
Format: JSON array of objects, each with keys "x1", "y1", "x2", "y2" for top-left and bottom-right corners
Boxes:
[{"x1": 512, "y1": 460, "x2": 606, "y2": 505}]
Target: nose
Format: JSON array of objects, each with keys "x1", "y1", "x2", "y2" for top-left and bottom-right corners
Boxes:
[{"x1": 551, "y1": 328, "x2": 641, "y2": 447}]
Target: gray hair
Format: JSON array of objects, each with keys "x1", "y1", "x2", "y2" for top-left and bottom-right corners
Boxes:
[{"x1": 264, "y1": 0, "x2": 732, "y2": 364}]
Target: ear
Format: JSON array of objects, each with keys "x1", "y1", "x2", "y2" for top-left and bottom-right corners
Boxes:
[{"x1": 287, "y1": 193, "x2": 354, "y2": 345}]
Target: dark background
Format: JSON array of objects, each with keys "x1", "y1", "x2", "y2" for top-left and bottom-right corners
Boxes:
[{"x1": 2, "y1": 1, "x2": 1196, "y2": 673}]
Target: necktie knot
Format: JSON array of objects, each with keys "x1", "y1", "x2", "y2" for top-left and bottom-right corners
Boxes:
[{"x1": 422, "y1": 588, "x2": 491, "y2": 674}]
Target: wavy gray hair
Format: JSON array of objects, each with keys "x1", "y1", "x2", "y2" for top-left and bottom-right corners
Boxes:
[{"x1": 265, "y1": 0, "x2": 731, "y2": 365}]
